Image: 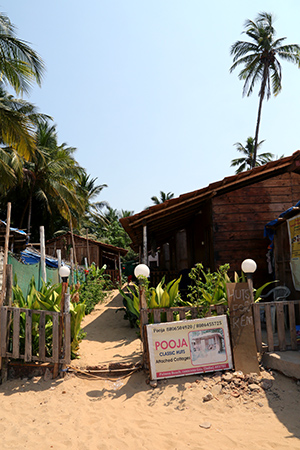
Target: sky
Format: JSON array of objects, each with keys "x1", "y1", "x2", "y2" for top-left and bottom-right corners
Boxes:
[{"x1": 2, "y1": 1, "x2": 300, "y2": 214}]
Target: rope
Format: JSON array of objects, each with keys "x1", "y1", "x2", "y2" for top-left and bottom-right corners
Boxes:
[{"x1": 66, "y1": 363, "x2": 142, "y2": 381}]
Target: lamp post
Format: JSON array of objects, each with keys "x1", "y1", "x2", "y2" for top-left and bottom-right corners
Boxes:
[
  {"x1": 134, "y1": 264, "x2": 150, "y2": 309},
  {"x1": 59, "y1": 265, "x2": 70, "y2": 284},
  {"x1": 134, "y1": 264, "x2": 150, "y2": 361},
  {"x1": 241, "y1": 259, "x2": 257, "y2": 302},
  {"x1": 58, "y1": 265, "x2": 70, "y2": 362}
]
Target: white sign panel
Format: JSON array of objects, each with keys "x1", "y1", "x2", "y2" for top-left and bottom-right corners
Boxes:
[{"x1": 146, "y1": 315, "x2": 233, "y2": 380}]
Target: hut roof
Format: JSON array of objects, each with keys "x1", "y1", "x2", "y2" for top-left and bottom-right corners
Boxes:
[
  {"x1": 46, "y1": 232, "x2": 128, "y2": 257},
  {"x1": 120, "y1": 151, "x2": 300, "y2": 251}
]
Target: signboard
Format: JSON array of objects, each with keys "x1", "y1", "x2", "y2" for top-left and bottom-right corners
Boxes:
[
  {"x1": 287, "y1": 214, "x2": 300, "y2": 291},
  {"x1": 226, "y1": 282, "x2": 260, "y2": 375},
  {"x1": 146, "y1": 315, "x2": 233, "y2": 380}
]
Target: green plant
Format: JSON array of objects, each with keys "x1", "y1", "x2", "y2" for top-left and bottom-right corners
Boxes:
[
  {"x1": 12, "y1": 275, "x2": 86, "y2": 359},
  {"x1": 187, "y1": 263, "x2": 276, "y2": 316},
  {"x1": 118, "y1": 276, "x2": 182, "y2": 328},
  {"x1": 188, "y1": 263, "x2": 231, "y2": 315},
  {"x1": 117, "y1": 283, "x2": 140, "y2": 328},
  {"x1": 148, "y1": 276, "x2": 182, "y2": 308},
  {"x1": 79, "y1": 263, "x2": 110, "y2": 314}
]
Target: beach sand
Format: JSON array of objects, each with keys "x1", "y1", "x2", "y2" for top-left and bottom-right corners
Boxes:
[{"x1": 1, "y1": 290, "x2": 300, "y2": 450}]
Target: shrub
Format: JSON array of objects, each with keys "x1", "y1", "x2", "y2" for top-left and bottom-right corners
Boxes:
[{"x1": 78, "y1": 263, "x2": 111, "y2": 314}]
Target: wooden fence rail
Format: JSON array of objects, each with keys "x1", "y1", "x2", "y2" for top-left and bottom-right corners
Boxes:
[
  {"x1": 0, "y1": 306, "x2": 71, "y2": 365},
  {"x1": 252, "y1": 300, "x2": 300, "y2": 353},
  {"x1": 140, "y1": 301, "x2": 300, "y2": 368}
]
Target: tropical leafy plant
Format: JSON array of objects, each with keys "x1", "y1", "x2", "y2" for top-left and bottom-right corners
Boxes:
[
  {"x1": 148, "y1": 276, "x2": 182, "y2": 308},
  {"x1": 12, "y1": 275, "x2": 86, "y2": 359},
  {"x1": 187, "y1": 263, "x2": 276, "y2": 316},
  {"x1": 118, "y1": 276, "x2": 182, "y2": 328},
  {"x1": 188, "y1": 264, "x2": 231, "y2": 316},
  {"x1": 79, "y1": 263, "x2": 111, "y2": 314}
]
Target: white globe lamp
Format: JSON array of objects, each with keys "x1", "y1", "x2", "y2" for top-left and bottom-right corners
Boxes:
[
  {"x1": 241, "y1": 259, "x2": 257, "y2": 275},
  {"x1": 59, "y1": 265, "x2": 70, "y2": 282},
  {"x1": 134, "y1": 264, "x2": 150, "y2": 278}
]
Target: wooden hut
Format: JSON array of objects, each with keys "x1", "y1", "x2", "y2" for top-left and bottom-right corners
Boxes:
[
  {"x1": 120, "y1": 151, "x2": 300, "y2": 288},
  {"x1": 45, "y1": 232, "x2": 127, "y2": 285}
]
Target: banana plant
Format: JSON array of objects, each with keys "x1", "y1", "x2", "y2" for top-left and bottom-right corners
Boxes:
[
  {"x1": 11, "y1": 275, "x2": 86, "y2": 359},
  {"x1": 70, "y1": 302, "x2": 86, "y2": 357},
  {"x1": 118, "y1": 284, "x2": 140, "y2": 327},
  {"x1": 149, "y1": 276, "x2": 182, "y2": 308},
  {"x1": 118, "y1": 276, "x2": 182, "y2": 327}
]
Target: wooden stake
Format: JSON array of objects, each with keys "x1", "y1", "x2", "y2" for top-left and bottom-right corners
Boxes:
[
  {"x1": 70, "y1": 248, "x2": 74, "y2": 285},
  {"x1": 1, "y1": 203, "x2": 11, "y2": 306},
  {"x1": 5, "y1": 265, "x2": 12, "y2": 306},
  {"x1": 40, "y1": 226, "x2": 46, "y2": 284},
  {"x1": 57, "y1": 249, "x2": 61, "y2": 281},
  {"x1": 53, "y1": 280, "x2": 68, "y2": 379},
  {"x1": 118, "y1": 252, "x2": 122, "y2": 286},
  {"x1": 86, "y1": 229, "x2": 90, "y2": 266}
]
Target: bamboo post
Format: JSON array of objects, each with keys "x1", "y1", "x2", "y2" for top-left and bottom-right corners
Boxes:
[
  {"x1": 69, "y1": 220, "x2": 77, "y2": 265},
  {"x1": 118, "y1": 252, "x2": 122, "y2": 286},
  {"x1": 86, "y1": 229, "x2": 90, "y2": 266},
  {"x1": 70, "y1": 247, "x2": 74, "y2": 285},
  {"x1": 1, "y1": 203, "x2": 11, "y2": 305},
  {"x1": 57, "y1": 249, "x2": 61, "y2": 281},
  {"x1": 5, "y1": 265, "x2": 12, "y2": 306},
  {"x1": 142, "y1": 223, "x2": 148, "y2": 265},
  {"x1": 40, "y1": 226, "x2": 46, "y2": 284}
]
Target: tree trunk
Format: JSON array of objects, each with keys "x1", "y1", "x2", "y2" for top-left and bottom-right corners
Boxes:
[
  {"x1": 252, "y1": 65, "x2": 268, "y2": 168},
  {"x1": 27, "y1": 194, "x2": 33, "y2": 239}
]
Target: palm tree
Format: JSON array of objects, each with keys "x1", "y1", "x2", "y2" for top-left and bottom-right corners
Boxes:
[
  {"x1": 0, "y1": 12, "x2": 45, "y2": 161},
  {"x1": 151, "y1": 191, "x2": 174, "y2": 205},
  {"x1": 18, "y1": 121, "x2": 85, "y2": 236},
  {"x1": 231, "y1": 137, "x2": 275, "y2": 173},
  {"x1": 0, "y1": 12, "x2": 45, "y2": 95},
  {"x1": 76, "y1": 173, "x2": 108, "y2": 232},
  {"x1": 0, "y1": 85, "x2": 50, "y2": 160},
  {"x1": 230, "y1": 12, "x2": 300, "y2": 167}
]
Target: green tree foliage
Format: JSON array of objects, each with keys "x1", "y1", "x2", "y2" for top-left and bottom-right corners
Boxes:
[
  {"x1": 230, "y1": 12, "x2": 300, "y2": 167},
  {"x1": 87, "y1": 206, "x2": 137, "y2": 261},
  {"x1": 0, "y1": 12, "x2": 45, "y2": 158},
  {"x1": 0, "y1": 12, "x2": 44, "y2": 95},
  {"x1": 0, "y1": 11, "x2": 136, "y2": 252},
  {"x1": 0, "y1": 120, "x2": 87, "y2": 241},
  {"x1": 231, "y1": 137, "x2": 278, "y2": 173},
  {"x1": 151, "y1": 191, "x2": 174, "y2": 205}
]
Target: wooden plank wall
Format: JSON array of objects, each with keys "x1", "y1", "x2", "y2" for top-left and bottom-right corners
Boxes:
[{"x1": 212, "y1": 172, "x2": 300, "y2": 287}]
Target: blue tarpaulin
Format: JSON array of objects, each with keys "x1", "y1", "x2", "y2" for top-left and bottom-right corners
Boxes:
[
  {"x1": 20, "y1": 248, "x2": 59, "y2": 268},
  {"x1": 264, "y1": 200, "x2": 300, "y2": 242}
]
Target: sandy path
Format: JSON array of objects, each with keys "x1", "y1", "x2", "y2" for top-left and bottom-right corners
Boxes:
[
  {"x1": 0, "y1": 290, "x2": 300, "y2": 450},
  {"x1": 72, "y1": 289, "x2": 142, "y2": 367}
]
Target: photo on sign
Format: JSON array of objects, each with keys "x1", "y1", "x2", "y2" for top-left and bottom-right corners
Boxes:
[{"x1": 189, "y1": 328, "x2": 226, "y2": 365}]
